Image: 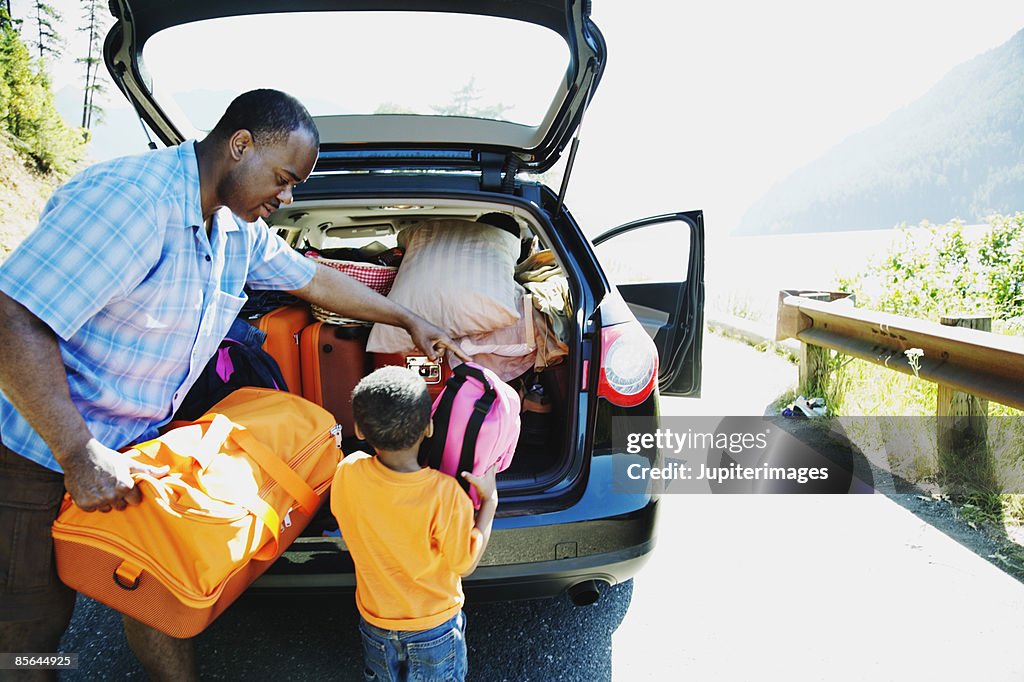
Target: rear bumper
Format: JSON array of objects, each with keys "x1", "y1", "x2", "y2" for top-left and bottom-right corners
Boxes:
[
  {"x1": 254, "y1": 497, "x2": 659, "y2": 601},
  {"x1": 253, "y1": 536, "x2": 655, "y2": 602},
  {"x1": 461, "y1": 537, "x2": 655, "y2": 602}
]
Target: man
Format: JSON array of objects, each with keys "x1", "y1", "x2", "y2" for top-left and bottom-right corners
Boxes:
[{"x1": 0, "y1": 89, "x2": 467, "y2": 680}]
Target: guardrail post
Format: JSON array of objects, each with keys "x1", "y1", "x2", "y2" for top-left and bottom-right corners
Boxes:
[
  {"x1": 936, "y1": 315, "x2": 994, "y2": 493},
  {"x1": 798, "y1": 293, "x2": 833, "y2": 396}
]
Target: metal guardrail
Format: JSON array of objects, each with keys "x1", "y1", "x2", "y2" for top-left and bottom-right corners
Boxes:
[{"x1": 775, "y1": 290, "x2": 1024, "y2": 411}]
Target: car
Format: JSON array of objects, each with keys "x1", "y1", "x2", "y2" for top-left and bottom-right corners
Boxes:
[{"x1": 103, "y1": 0, "x2": 705, "y2": 606}]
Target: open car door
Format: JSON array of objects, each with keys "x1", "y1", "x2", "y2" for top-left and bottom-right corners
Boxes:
[{"x1": 592, "y1": 211, "x2": 704, "y2": 397}]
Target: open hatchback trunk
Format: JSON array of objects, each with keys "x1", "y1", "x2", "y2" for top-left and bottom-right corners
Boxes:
[{"x1": 103, "y1": 0, "x2": 705, "y2": 590}]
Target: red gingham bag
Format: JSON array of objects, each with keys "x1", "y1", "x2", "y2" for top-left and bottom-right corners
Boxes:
[
  {"x1": 308, "y1": 257, "x2": 398, "y2": 295},
  {"x1": 305, "y1": 254, "x2": 399, "y2": 324}
]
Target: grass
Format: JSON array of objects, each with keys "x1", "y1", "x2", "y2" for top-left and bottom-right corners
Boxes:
[
  {"x1": 816, "y1": 353, "x2": 1024, "y2": 534},
  {"x1": 796, "y1": 216, "x2": 1024, "y2": 535},
  {"x1": 0, "y1": 140, "x2": 60, "y2": 259}
]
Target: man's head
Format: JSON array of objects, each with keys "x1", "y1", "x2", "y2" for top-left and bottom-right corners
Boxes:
[
  {"x1": 352, "y1": 366, "x2": 433, "y2": 452},
  {"x1": 204, "y1": 89, "x2": 320, "y2": 222}
]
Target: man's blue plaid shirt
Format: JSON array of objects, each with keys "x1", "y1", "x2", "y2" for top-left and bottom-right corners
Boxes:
[{"x1": 0, "y1": 141, "x2": 316, "y2": 471}]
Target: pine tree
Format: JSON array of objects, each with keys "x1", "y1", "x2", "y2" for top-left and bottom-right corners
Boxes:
[
  {"x1": 431, "y1": 77, "x2": 512, "y2": 120},
  {"x1": 1, "y1": 3, "x2": 21, "y2": 31},
  {"x1": 32, "y1": 1, "x2": 63, "y2": 62},
  {"x1": 77, "y1": 0, "x2": 107, "y2": 130}
]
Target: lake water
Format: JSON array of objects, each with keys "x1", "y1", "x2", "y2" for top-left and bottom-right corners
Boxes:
[{"x1": 704, "y1": 224, "x2": 991, "y2": 323}]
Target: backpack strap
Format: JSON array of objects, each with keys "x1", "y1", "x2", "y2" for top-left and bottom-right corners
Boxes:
[
  {"x1": 421, "y1": 369, "x2": 468, "y2": 469},
  {"x1": 458, "y1": 369, "x2": 497, "y2": 493}
]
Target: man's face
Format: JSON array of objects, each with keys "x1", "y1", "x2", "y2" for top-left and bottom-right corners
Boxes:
[{"x1": 221, "y1": 129, "x2": 319, "y2": 222}]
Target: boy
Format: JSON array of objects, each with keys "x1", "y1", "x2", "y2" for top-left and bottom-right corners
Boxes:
[{"x1": 331, "y1": 366, "x2": 498, "y2": 682}]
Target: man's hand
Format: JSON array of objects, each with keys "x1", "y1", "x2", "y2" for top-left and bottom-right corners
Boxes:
[
  {"x1": 291, "y1": 266, "x2": 472, "y2": 363},
  {"x1": 62, "y1": 439, "x2": 169, "y2": 513},
  {"x1": 461, "y1": 463, "x2": 499, "y2": 505},
  {"x1": 406, "y1": 316, "x2": 472, "y2": 363}
]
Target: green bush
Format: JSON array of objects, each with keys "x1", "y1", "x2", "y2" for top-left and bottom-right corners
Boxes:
[
  {"x1": 0, "y1": 13, "x2": 85, "y2": 176},
  {"x1": 838, "y1": 214, "x2": 1024, "y2": 335},
  {"x1": 978, "y1": 214, "x2": 1024, "y2": 323}
]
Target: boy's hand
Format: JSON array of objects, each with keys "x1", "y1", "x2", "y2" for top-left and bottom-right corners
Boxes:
[
  {"x1": 461, "y1": 463, "x2": 498, "y2": 503},
  {"x1": 460, "y1": 464, "x2": 500, "y2": 576}
]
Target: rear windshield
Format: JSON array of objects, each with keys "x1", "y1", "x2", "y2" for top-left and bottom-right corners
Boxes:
[{"x1": 142, "y1": 11, "x2": 569, "y2": 138}]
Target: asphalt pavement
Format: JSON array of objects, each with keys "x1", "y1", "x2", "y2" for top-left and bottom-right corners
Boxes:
[{"x1": 59, "y1": 584, "x2": 633, "y2": 680}]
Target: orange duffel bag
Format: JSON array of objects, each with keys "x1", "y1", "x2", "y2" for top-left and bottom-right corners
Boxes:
[{"x1": 51, "y1": 387, "x2": 342, "y2": 638}]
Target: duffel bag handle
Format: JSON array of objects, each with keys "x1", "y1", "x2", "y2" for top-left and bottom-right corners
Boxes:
[
  {"x1": 129, "y1": 413, "x2": 316, "y2": 557},
  {"x1": 193, "y1": 413, "x2": 235, "y2": 468},
  {"x1": 127, "y1": 414, "x2": 235, "y2": 471},
  {"x1": 131, "y1": 472, "x2": 284, "y2": 561},
  {"x1": 225, "y1": 426, "x2": 320, "y2": 515},
  {"x1": 187, "y1": 413, "x2": 320, "y2": 515}
]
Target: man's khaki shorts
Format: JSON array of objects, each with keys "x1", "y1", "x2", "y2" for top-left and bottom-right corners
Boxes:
[{"x1": 0, "y1": 441, "x2": 75, "y2": 622}]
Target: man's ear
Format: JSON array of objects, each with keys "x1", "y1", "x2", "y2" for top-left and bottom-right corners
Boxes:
[
  {"x1": 354, "y1": 423, "x2": 365, "y2": 440},
  {"x1": 228, "y1": 129, "x2": 254, "y2": 161},
  {"x1": 424, "y1": 419, "x2": 434, "y2": 439}
]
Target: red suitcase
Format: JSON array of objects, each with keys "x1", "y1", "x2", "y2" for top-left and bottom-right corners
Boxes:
[
  {"x1": 252, "y1": 304, "x2": 314, "y2": 396},
  {"x1": 299, "y1": 321, "x2": 370, "y2": 439},
  {"x1": 372, "y1": 352, "x2": 452, "y2": 400}
]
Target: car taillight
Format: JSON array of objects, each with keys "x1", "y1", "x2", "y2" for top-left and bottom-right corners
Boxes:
[{"x1": 597, "y1": 322, "x2": 659, "y2": 407}]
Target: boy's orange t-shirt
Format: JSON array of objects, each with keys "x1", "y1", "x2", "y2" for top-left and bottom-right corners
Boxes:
[{"x1": 330, "y1": 451, "x2": 484, "y2": 631}]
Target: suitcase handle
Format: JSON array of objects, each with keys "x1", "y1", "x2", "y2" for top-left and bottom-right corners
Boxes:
[{"x1": 114, "y1": 561, "x2": 142, "y2": 590}]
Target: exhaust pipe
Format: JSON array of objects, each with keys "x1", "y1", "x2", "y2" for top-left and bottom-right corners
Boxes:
[{"x1": 567, "y1": 579, "x2": 607, "y2": 606}]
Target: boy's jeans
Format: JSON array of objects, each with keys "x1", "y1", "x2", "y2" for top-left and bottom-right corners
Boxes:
[{"x1": 358, "y1": 611, "x2": 467, "y2": 682}]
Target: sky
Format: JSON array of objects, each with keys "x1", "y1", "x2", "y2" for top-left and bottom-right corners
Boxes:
[
  {"x1": 575, "y1": 1, "x2": 1024, "y2": 234},
  {"x1": 11, "y1": 0, "x2": 1024, "y2": 237}
]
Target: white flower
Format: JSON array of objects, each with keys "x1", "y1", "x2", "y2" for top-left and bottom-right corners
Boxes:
[{"x1": 904, "y1": 348, "x2": 924, "y2": 378}]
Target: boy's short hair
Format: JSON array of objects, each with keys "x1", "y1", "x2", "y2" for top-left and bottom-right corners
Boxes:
[{"x1": 352, "y1": 366, "x2": 432, "y2": 451}]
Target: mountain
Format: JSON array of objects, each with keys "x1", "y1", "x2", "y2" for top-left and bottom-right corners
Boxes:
[{"x1": 736, "y1": 28, "x2": 1024, "y2": 235}]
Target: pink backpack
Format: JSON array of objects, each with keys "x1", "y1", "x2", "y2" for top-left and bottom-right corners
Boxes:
[{"x1": 421, "y1": 362, "x2": 521, "y2": 507}]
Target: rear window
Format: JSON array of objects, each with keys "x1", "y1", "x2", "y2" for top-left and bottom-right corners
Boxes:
[{"x1": 141, "y1": 11, "x2": 569, "y2": 138}]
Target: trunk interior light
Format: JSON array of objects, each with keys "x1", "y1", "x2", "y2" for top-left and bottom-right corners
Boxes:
[
  {"x1": 373, "y1": 205, "x2": 433, "y2": 211},
  {"x1": 597, "y1": 322, "x2": 659, "y2": 407}
]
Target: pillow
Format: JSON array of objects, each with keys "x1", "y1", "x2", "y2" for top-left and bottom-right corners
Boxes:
[
  {"x1": 449, "y1": 351, "x2": 537, "y2": 382},
  {"x1": 456, "y1": 293, "x2": 535, "y2": 357},
  {"x1": 367, "y1": 219, "x2": 523, "y2": 353}
]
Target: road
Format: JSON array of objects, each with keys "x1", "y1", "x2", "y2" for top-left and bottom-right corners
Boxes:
[{"x1": 56, "y1": 332, "x2": 1024, "y2": 680}]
